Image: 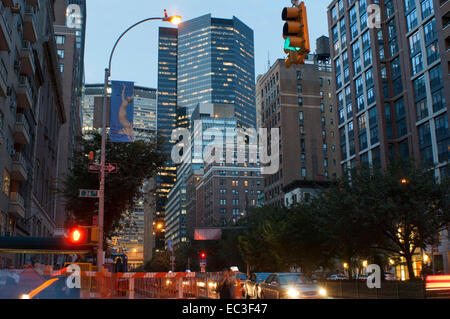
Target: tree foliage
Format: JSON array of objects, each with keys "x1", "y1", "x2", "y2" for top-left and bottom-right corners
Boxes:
[
  {"x1": 60, "y1": 131, "x2": 166, "y2": 238},
  {"x1": 237, "y1": 161, "x2": 449, "y2": 279}
]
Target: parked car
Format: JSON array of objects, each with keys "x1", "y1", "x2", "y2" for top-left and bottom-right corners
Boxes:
[
  {"x1": 357, "y1": 274, "x2": 368, "y2": 281},
  {"x1": 244, "y1": 273, "x2": 270, "y2": 299},
  {"x1": 326, "y1": 274, "x2": 347, "y2": 280},
  {"x1": 384, "y1": 272, "x2": 397, "y2": 281},
  {"x1": 258, "y1": 273, "x2": 327, "y2": 299}
]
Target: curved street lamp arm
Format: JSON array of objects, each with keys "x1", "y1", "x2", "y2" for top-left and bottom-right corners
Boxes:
[{"x1": 107, "y1": 17, "x2": 165, "y2": 74}]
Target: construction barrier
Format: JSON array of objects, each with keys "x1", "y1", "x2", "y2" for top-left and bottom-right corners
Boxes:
[{"x1": 3, "y1": 267, "x2": 243, "y2": 299}]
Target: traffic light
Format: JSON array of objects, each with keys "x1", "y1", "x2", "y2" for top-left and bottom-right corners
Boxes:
[
  {"x1": 88, "y1": 151, "x2": 94, "y2": 163},
  {"x1": 68, "y1": 227, "x2": 87, "y2": 244},
  {"x1": 282, "y1": 1, "x2": 310, "y2": 67},
  {"x1": 67, "y1": 226, "x2": 99, "y2": 245},
  {"x1": 199, "y1": 251, "x2": 207, "y2": 263}
]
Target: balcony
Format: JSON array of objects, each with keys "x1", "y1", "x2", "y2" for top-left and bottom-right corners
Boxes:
[
  {"x1": 23, "y1": 5, "x2": 37, "y2": 43},
  {"x1": 8, "y1": 192, "x2": 26, "y2": 219},
  {"x1": 14, "y1": 113, "x2": 31, "y2": 145},
  {"x1": 16, "y1": 76, "x2": 33, "y2": 110},
  {"x1": 11, "y1": 152, "x2": 30, "y2": 181},
  {"x1": 0, "y1": 58, "x2": 6, "y2": 97},
  {"x1": 20, "y1": 40, "x2": 35, "y2": 76},
  {"x1": 25, "y1": 0, "x2": 39, "y2": 7},
  {"x1": 0, "y1": 3, "x2": 12, "y2": 52},
  {"x1": 1, "y1": 0, "x2": 15, "y2": 7}
]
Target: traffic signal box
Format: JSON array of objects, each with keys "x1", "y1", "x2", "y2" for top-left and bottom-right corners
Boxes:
[
  {"x1": 68, "y1": 226, "x2": 100, "y2": 245},
  {"x1": 282, "y1": 1, "x2": 310, "y2": 68}
]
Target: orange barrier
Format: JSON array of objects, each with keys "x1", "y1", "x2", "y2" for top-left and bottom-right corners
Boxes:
[{"x1": 13, "y1": 269, "x2": 242, "y2": 299}]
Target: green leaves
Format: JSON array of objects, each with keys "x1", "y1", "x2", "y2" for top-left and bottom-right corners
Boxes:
[
  {"x1": 60, "y1": 131, "x2": 166, "y2": 238},
  {"x1": 237, "y1": 161, "x2": 449, "y2": 279}
]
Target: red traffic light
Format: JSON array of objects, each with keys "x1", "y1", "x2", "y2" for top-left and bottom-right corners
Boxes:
[
  {"x1": 200, "y1": 252, "x2": 206, "y2": 259},
  {"x1": 68, "y1": 227, "x2": 86, "y2": 244}
]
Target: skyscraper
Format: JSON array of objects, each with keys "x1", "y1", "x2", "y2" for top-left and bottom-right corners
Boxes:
[
  {"x1": 155, "y1": 27, "x2": 178, "y2": 252},
  {"x1": 156, "y1": 15, "x2": 256, "y2": 252},
  {"x1": 256, "y1": 50, "x2": 338, "y2": 207},
  {"x1": 177, "y1": 14, "x2": 256, "y2": 129},
  {"x1": 327, "y1": 0, "x2": 449, "y2": 276}
]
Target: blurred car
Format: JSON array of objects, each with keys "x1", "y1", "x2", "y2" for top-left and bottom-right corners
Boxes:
[
  {"x1": 258, "y1": 273, "x2": 327, "y2": 299},
  {"x1": 384, "y1": 272, "x2": 397, "y2": 281},
  {"x1": 357, "y1": 274, "x2": 368, "y2": 281},
  {"x1": 326, "y1": 274, "x2": 347, "y2": 280},
  {"x1": 244, "y1": 273, "x2": 270, "y2": 299}
]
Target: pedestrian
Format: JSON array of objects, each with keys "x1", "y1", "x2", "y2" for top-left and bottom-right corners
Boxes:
[
  {"x1": 218, "y1": 268, "x2": 232, "y2": 299},
  {"x1": 228, "y1": 269, "x2": 237, "y2": 299}
]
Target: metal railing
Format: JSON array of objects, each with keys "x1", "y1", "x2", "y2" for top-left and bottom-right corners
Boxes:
[
  {"x1": 10, "y1": 192, "x2": 25, "y2": 207},
  {"x1": 12, "y1": 152, "x2": 30, "y2": 174},
  {"x1": 15, "y1": 113, "x2": 31, "y2": 137}
]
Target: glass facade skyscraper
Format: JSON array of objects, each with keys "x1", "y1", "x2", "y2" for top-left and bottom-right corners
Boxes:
[
  {"x1": 177, "y1": 14, "x2": 256, "y2": 129},
  {"x1": 155, "y1": 27, "x2": 178, "y2": 251},
  {"x1": 156, "y1": 14, "x2": 256, "y2": 253}
]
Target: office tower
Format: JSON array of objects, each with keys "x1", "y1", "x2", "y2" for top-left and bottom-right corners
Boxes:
[
  {"x1": 53, "y1": 0, "x2": 86, "y2": 232},
  {"x1": 155, "y1": 27, "x2": 178, "y2": 252},
  {"x1": 327, "y1": 0, "x2": 449, "y2": 276},
  {"x1": 0, "y1": 0, "x2": 66, "y2": 267},
  {"x1": 256, "y1": 48, "x2": 339, "y2": 207},
  {"x1": 166, "y1": 103, "x2": 245, "y2": 248},
  {"x1": 156, "y1": 15, "x2": 256, "y2": 252},
  {"x1": 177, "y1": 14, "x2": 256, "y2": 129}
]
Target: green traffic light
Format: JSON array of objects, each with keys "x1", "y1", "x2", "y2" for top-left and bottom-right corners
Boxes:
[{"x1": 284, "y1": 38, "x2": 301, "y2": 51}]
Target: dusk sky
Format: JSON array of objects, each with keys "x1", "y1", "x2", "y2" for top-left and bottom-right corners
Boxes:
[{"x1": 84, "y1": 0, "x2": 329, "y2": 88}]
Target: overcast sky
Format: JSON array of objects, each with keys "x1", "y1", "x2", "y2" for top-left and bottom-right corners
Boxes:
[{"x1": 84, "y1": 0, "x2": 329, "y2": 88}]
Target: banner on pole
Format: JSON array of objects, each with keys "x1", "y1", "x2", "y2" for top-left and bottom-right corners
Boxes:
[{"x1": 110, "y1": 81, "x2": 134, "y2": 143}]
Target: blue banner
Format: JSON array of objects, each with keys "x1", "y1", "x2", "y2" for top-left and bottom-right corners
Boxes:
[{"x1": 110, "y1": 80, "x2": 134, "y2": 143}]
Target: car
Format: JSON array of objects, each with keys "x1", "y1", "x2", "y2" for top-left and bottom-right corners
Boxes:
[
  {"x1": 244, "y1": 273, "x2": 270, "y2": 299},
  {"x1": 384, "y1": 272, "x2": 397, "y2": 281},
  {"x1": 258, "y1": 273, "x2": 328, "y2": 299},
  {"x1": 326, "y1": 274, "x2": 347, "y2": 280},
  {"x1": 357, "y1": 274, "x2": 368, "y2": 281}
]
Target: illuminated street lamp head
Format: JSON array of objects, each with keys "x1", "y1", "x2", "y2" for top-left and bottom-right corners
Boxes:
[
  {"x1": 156, "y1": 222, "x2": 163, "y2": 230},
  {"x1": 169, "y1": 15, "x2": 182, "y2": 25},
  {"x1": 401, "y1": 178, "x2": 408, "y2": 184},
  {"x1": 163, "y1": 10, "x2": 182, "y2": 25}
]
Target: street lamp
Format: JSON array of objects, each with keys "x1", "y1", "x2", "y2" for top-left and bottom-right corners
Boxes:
[{"x1": 97, "y1": 10, "x2": 181, "y2": 270}]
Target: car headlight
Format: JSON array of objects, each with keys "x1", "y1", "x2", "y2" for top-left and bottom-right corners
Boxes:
[
  {"x1": 20, "y1": 294, "x2": 30, "y2": 299},
  {"x1": 319, "y1": 288, "x2": 327, "y2": 297},
  {"x1": 287, "y1": 288, "x2": 300, "y2": 298}
]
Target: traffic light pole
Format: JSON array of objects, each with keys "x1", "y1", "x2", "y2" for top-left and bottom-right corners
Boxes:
[{"x1": 97, "y1": 67, "x2": 109, "y2": 271}]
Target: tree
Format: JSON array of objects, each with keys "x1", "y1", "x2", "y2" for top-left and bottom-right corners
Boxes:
[
  {"x1": 316, "y1": 161, "x2": 450, "y2": 279},
  {"x1": 238, "y1": 206, "x2": 289, "y2": 272},
  {"x1": 60, "y1": 131, "x2": 166, "y2": 238},
  {"x1": 143, "y1": 251, "x2": 171, "y2": 272}
]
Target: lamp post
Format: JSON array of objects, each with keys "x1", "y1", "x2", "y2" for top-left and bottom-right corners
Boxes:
[{"x1": 97, "y1": 11, "x2": 181, "y2": 271}]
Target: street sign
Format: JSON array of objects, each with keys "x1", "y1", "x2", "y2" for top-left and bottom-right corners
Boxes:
[
  {"x1": 79, "y1": 189, "x2": 100, "y2": 198},
  {"x1": 167, "y1": 239, "x2": 173, "y2": 252},
  {"x1": 170, "y1": 256, "x2": 175, "y2": 262},
  {"x1": 88, "y1": 163, "x2": 118, "y2": 174},
  {"x1": 88, "y1": 163, "x2": 101, "y2": 172},
  {"x1": 105, "y1": 163, "x2": 118, "y2": 173}
]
